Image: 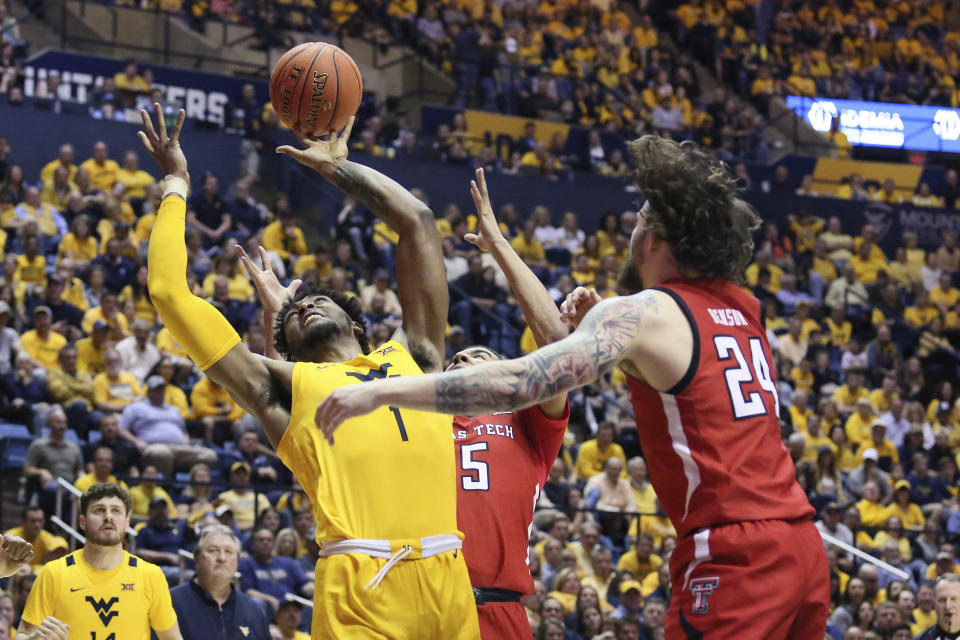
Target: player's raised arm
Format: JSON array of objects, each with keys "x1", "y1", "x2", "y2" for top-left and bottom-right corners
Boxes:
[
  {"x1": 140, "y1": 104, "x2": 292, "y2": 447},
  {"x1": 315, "y1": 290, "x2": 691, "y2": 442},
  {"x1": 277, "y1": 119, "x2": 448, "y2": 371},
  {"x1": 464, "y1": 168, "x2": 567, "y2": 417},
  {"x1": 0, "y1": 533, "x2": 33, "y2": 578}
]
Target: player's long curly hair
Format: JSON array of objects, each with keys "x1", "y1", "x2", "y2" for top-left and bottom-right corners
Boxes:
[
  {"x1": 627, "y1": 135, "x2": 761, "y2": 282},
  {"x1": 273, "y1": 287, "x2": 371, "y2": 361}
]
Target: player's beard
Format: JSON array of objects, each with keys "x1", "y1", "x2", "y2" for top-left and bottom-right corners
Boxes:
[
  {"x1": 87, "y1": 526, "x2": 123, "y2": 547},
  {"x1": 293, "y1": 317, "x2": 349, "y2": 359},
  {"x1": 617, "y1": 250, "x2": 644, "y2": 293}
]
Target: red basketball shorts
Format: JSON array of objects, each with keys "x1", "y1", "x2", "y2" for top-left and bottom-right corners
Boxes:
[
  {"x1": 665, "y1": 519, "x2": 829, "y2": 639},
  {"x1": 477, "y1": 601, "x2": 532, "y2": 640}
]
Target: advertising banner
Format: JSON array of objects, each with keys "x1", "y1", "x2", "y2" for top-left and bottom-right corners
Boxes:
[
  {"x1": 24, "y1": 51, "x2": 268, "y2": 126},
  {"x1": 786, "y1": 95, "x2": 960, "y2": 153}
]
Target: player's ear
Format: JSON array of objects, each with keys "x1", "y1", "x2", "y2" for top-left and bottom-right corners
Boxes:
[
  {"x1": 351, "y1": 321, "x2": 364, "y2": 338},
  {"x1": 78, "y1": 513, "x2": 86, "y2": 532}
]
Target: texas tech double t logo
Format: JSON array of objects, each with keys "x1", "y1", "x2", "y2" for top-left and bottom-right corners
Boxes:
[{"x1": 689, "y1": 577, "x2": 720, "y2": 615}]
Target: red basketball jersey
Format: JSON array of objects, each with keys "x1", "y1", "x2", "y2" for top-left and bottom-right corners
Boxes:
[
  {"x1": 454, "y1": 404, "x2": 569, "y2": 594},
  {"x1": 626, "y1": 279, "x2": 813, "y2": 539}
]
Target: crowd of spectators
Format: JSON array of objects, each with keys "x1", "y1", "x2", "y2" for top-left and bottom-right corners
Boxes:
[{"x1": 672, "y1": 0, "x2": 960, "y2": 115}]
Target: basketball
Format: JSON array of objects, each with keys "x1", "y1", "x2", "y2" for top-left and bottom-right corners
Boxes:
[{"x1": 269, "y1": 42, "x2": 363, "y2": 138}]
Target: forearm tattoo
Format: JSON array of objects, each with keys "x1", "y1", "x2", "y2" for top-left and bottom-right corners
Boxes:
[
  {"x1": 328, "y1": 161, "x2": 389, "y2": 216},
  {"x1": 435, "y1": 294, "x2": 653, "y2": 415}
]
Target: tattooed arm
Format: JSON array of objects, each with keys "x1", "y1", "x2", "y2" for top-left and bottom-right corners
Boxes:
[
  {"x1": 277, "y1": 120, "x2": 447, "y2": 371},
  {"x1": 315, "y1": 290, "x2": 693, "y2": 443}
]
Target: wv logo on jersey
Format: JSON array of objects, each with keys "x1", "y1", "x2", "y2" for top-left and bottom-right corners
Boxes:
[
  {"x1": 346, "y1": 363, "x2": 394, "y2": 382},
  {"x1": 86, "y1": 596, "x2": 119, "y2": 626}
]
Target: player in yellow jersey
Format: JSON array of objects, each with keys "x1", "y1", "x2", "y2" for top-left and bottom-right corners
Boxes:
[
  {"x1": 17, "y1": 482, "x2": 182, "y2": 640},
  {"x1": 139, "y1": 104, "x2": 478, "y2": 639}
]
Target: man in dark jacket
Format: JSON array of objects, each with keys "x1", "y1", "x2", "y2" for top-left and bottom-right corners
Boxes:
[
  {"x1": 916, "y1": 574, "x2": 960, "y2": 639},
  {"x1": 170, "y1": 524, "x2": 271, "y2": 640}
]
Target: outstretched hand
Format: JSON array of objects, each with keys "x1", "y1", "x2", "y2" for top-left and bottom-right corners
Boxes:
[
  {"x1": 463, "y1": 168, "x2": 504, "y2": 252},
  {"x1": 560, "y1": 286, "x2": 603, "y2": 328},
  {"x1": 314, "y1": 384, "x2": 382, "y2": 445},
  {"x1": 235, "y1": 245, "x2": 301, "y2": 315},
  {"x1": 138, "y1": 103, "x2": 188, "y2": 180},
  {"x1": 276, "y1": 116, "x2": 355, "y2": 172}
]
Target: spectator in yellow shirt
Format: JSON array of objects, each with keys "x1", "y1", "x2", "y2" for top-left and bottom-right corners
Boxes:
[
  {"x1": 20, "y1": 305, "x2": 67, "y2": 369},
  {"x1": 82, "y1": 290, "x2": 129, "y2": 340},
  {"x1": 113, "y1": 58, "x2": 151, "y2": 94},
  {"x1": 39, "y1": 143, "x2": 77, "y2": 184},
  {"x1": 575, "y1": 422, "x2": 627, "y2": 480},
  {"x1": 845, "y1": 397, "x2": 878, "y2": 446},
  {"x1": 870, "y1": 376, "x2": 900, "y2": 413},
  {"x1": 79, "y1": 141, "x2": 121, "y2": 191},
  {"x1": 293, "y1": 244, "x2": 333, "y2": 279},
  {"x1": 40, "y1": 165, "x2": 77, "y2": 211},
  {"x1": 201, "y1": 255, "x2": 254, "y2": 302},
  {"x1": 191, "y1": 375, "x2": 245, "y2": 444},
  {"x1": 856, "y1": 422, "x2": 900, "y2": 470},
  {"x1": 74, "y1": 446, "x2": 128, "y2": 493},
  {"x1": 216, "y1": 462, "x2": 272, "y2": 531},
  {"x1": 128, "y1": 464, "x2": 179, "y2": 520},
  {"x1": 76, "y1": 320, "x2": 109, "y2": 373},
  {"x1": 115, "y1": 151, "x2": 155, "y2": 202},
  {"x1": 803, "y1": 414, "x2": 836, "y2": 462},
  {"x1": 5, "y1": 506, "x2": 68, "y2": 569},
  {"x1": 904, "y1": 290, "x2": 941, "y2": 329},
  {"x1": 848, "y1": 240, "x2": 887, "y2": 285},
  {"x1": 14, "y1": 236, "x2": 47, "y2": 292},
  {"x1": 930, "y1": 272, "x2": 960, "y2": 315},
  {"x1": 511, "y1": 220, "x2": 549, "y2": 271},
  {"x1": 93, "y1": 348, "x2": 142, "y2": 413},
  {"x1": 888, "y1": 480, "x2": 925, "y2": 531},
  {"x1": 627, "y1": 457, "x2": 657, "y2": 515},
  {"x1": 834, "y1": 370, "x2": 870, "y2": 414},
  {"x1": 857, "y1": 481, "x2": 891, "y2": 528},
  {"x1": 262, "y1": 210, "x2": 308, "y2": 262},
  {"x1": 744, "y1": 250, "x2": 783, "y2": 292},
  {"x1": 58, "y1": 214, "x2": 98, "y2": 271}
]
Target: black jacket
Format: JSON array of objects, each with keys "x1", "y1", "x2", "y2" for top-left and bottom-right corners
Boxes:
[
  {"x1": 170, "y1": 579, "x2": 271, "y2": 640},
  {"x1": 916, "y1": 625, "x2": 960, "y2": 640}
]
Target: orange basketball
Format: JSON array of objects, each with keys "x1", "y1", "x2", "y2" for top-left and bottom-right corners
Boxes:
[{"x1": 269, "y1": 42, "x2": 363, "y2": 137}]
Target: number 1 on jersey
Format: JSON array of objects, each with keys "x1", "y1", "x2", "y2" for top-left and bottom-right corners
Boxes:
[{"x1": 389, "y1": 406, "x2": 408, "y2": 441}]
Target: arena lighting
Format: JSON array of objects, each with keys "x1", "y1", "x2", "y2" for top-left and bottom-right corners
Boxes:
[{"x1": 786, "y1": 96, "x2": 960, "y2": 152}]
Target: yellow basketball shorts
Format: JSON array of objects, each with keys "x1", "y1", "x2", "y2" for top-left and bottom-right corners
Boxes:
[{"x1": 311, "y1": 549, "x2": 480, "y2": 639}]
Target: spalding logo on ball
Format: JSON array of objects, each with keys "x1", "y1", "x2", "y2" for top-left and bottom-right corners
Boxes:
[{"x1": 270, "y1": 42, "x2": 363, "y2": 137}]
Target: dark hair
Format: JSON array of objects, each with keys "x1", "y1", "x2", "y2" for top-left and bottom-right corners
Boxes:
[
  {"x1": 273, "y1": 287, "x2": 370, "y2": 360},
  {"x1": 627, "y1": 135, "x2": 761, "y2": 282},
  {"x1": 80, "y1": 482, "x2": 132, "y2": 516},
  {"x1": 615, "y1": 618, "x2": 640, "y2": 632}
]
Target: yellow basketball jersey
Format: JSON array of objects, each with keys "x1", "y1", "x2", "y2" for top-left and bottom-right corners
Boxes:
[
  {"x1": 21, "y1": 550, "x2": 177, "y2": 639},
  {"x1": 278, "y1": 340, "x2": 459, "y2": 543}
]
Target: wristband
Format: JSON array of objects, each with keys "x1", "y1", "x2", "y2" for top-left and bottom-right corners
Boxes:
[{"x1": 162, "y1": 175, "x2": 189, "y2": 200}]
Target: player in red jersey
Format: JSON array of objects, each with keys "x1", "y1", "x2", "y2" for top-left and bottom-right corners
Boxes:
[
  {"x1": 316, "y1": 136, "x2": 830, "y2": 639},
  {"x1": 449, "y1": 169, "x2": 569, "y2": 638}
]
